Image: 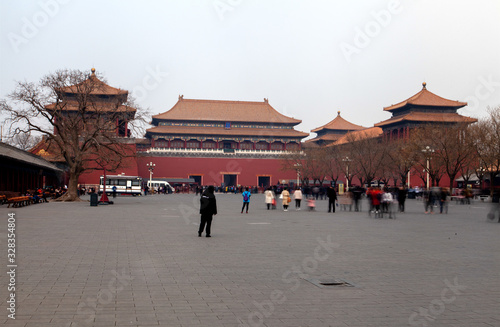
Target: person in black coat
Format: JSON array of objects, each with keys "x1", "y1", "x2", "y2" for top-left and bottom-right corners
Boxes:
[
  {"x1": 327, "y1": 186, "x2": 337, "y2": 213},
  {"x1": 199, "y1": 185, "x2": 217, "y2": 237},
  {"x1": 397, "y1": 186, "x2": 407, "y2": 212}
]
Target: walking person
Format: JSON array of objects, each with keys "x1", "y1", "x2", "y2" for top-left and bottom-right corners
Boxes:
[
  {"x1": 199, "y1": 186, "x2": 217, "y2": 237},
  {"x1": 381, "y1": 188, "x2": 394, "y2": 218},
  {"x1": 397, "y1": 186, "x2": 407, "y2": 212},
  {"x1": 327, "y1": 185, "x2": 337, "y2": 213},
  {"x1": 439, "y1": 187, "x2": 449, "y2": 214},
  {"x1": 241, "y1": 187, "x2": 251, "y2": 214},
  {"x1": 424, "y1": 189, "x2": 434, "y2": 214},
  {"x1": 293, "y1": 187, "x2": 303, "y2": 210},
  {"x1": 281, "y1": 187, "x2": 291, "y2": 211},
  {"x1": 352, "y1": 186, "x2": 363, "y2": 212},
  {"x1": 112, "y1": 185, "x2": 117, "y2": 198},
  {"x1": 264, "y1": 187, "x2": 275, "y2": 210}
]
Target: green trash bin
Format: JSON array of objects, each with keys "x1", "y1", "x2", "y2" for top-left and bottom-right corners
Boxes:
[{"x1": 90, "y1": 193, "x2": 98, "y2": 206}]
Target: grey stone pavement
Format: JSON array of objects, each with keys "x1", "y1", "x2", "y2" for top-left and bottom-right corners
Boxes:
[{"x1": 1, "y1": 193, "x2": 499, "y2": 327}]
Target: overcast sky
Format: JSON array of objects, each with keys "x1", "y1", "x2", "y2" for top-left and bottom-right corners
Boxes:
[{"x1": 1, "y1": 0, "x2": 499, "y2": 139}]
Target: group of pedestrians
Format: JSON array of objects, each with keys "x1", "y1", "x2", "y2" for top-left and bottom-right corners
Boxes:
[
  {"x1": 196, "y1": 184, "x2": 464, "y2": 237},
  {"x1": 264, "y1": 187, "x2": 293, "y2": 211},
  {"x1": 263, "y1": 186, "x2": 335, "y2": 212},
  {"x1": 423, "y1": 187, "x2": 450, "y2": 214}
]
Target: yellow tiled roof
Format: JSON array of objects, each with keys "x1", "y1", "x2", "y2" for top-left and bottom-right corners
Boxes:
[
  {"x1": 152, "y1": 97, "x2": 301, "y2": 124},
  {"x1": 384, "y1": 83, "x2": 467, "y2": 111}
]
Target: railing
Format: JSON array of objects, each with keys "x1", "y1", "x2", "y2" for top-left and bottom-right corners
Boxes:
[{"x1": 142, "y1": 147, "x2": 303, "y2": 156}]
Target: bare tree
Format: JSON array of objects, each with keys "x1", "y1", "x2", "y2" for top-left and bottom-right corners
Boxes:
[
  {"x1": 407, "y1": 126, "x2": 448, "y2": 188},
  {"x1": 1, "y1": 69, "x2": 148, "y2": 201},
  {"x1": 281, "y1": 150, "x2": 308, "y2": 185},
  {"x1": 323, "y1": 146, "x2": 346, "y2": 187},
  {"x1": 470, "y1": 106, "x2": 500, "y2": 195},
  {"x1": 342, "y1": 130, "x2": 386, "y2": 187},
  {"x1": 301, "y1": 147, "x2": 328, "y2": 185},
  {"x1": 384, "y1": 139, "x2": 416, "y2": 187},
  {"x1": 421, "y1": 123, "x2": 477, "y2": 189},
  {"x1": 5, "y1": 131, "x2": 42, "y2": 151}
]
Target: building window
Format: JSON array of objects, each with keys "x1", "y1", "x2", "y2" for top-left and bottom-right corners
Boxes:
[
  {"x1": 240, "y1": 142, "x2": 253, "y2": 150},
  {"x1": 287, "y1": 143, "x2": 299, "y2": 151},
  {"x1": 203, "y1": 141, "x2": 216, "y2": 149},
  {"x1": 271, "y1": 142, "x2": 284, "y2": 150},
  {"x1": 171, "y1": 140, "x2": 184, "y2": 148},
  {"x1": 186, "y1": 140, "x2": 200, "y2": 148},
  {"x1": 220, "y1": 141, "x2": 236, "y2": 149},
  {"x1": 155, "y1": 139, "x2": 168, "y2": 148},
  {"x1": 255, "y1": 142, "x2": 268, "y2": 150}
]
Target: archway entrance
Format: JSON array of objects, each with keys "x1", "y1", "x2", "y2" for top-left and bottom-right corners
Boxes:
[
  {"x1": 258, "y1": 176, "x2": 270, "y2": 188},
  {"x1": 223, "y1": 174, "x2": 237, "y2": 187}
]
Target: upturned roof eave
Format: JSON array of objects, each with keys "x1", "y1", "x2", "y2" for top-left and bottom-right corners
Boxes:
[
  {"x1": 151, "y1": 98, "x2": 302, "y2": 125},
  {"x1": 384, "y1": 85, "x2": 467, "y2": 112}
]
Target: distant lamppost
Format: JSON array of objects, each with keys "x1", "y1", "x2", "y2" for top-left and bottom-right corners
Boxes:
[
  {"x1": 294, "y1": 163, "x2": 302, "y2": 187},
  {"x1": 478, "y1": 166, "x2": 486, "y2": 191},
  {"x1": 407, "y1": 169, "x2": 411, "y2": 189},
  {"x1": 421, "y1": 146, "x2": 434, "y2": 190},
  {"x1": 147, "y1": 162, "x2": 155, "y2": 192},
  {"x1": 342, "y1": 156, "x2": 352, "y2": 190}
]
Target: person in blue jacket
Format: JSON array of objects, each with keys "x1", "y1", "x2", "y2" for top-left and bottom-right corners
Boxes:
[{"x1": 241, "y1": 187, "x2": 251, "y2": 214}]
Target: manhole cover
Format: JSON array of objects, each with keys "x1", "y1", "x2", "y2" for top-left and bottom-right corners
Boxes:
[{"x1": 303, "y1": 277, "x2": 355, "y2": 288}]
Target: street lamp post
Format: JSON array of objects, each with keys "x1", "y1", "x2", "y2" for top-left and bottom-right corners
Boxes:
[
  {"x1": 421, "y1": 146, "x2": 434, "y2": 190},
  {"x1": 342, "y1": 156, "x2": 352, "y2": 191},
  {"x1": 146, "y1": 162, "x2": 155, "y2": 194},
  {"x1": 294, "y1": 163, "x2": 302, "y2": 187},
  {"x1": 478, "y1": 166, "x2": 486, "y2": 191}
]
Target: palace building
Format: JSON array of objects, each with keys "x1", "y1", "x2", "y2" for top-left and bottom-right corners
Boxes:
[
  {"x1": 140, "y1": 96, "x2": 309, "y2": 187},
  {"x1": 25, "y1": 69, "x2": 481, "y2": 191},
  {"x1": 305, "y1": 111, "x2": 366, "y2": 147},
  {"x1": 375, "y1": 82, "x2": 477, "y2": 139},
  {"x1": 46, "y1": 68, "x2": 136, "y2": 138},
  {"x1": 146, "y1": 96, "x2": 307, "y2": 152}
]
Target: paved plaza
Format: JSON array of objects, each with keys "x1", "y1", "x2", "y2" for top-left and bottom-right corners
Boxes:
[{"x1": 1, "y1": 193, "x2": 499, "y2": 327}]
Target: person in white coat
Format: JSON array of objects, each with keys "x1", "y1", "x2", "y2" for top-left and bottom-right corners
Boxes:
[
  {"x1": 293, "y1": 187, "x2": 303, "y2": 210},
  {"x1": 264, "y1": 187, "x2": 275, "y2": 210}
]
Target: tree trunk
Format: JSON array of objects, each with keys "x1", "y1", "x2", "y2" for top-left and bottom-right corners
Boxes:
[
  {"x1": 56, "y1": 172, "x2": 81, "y2": 201},
  {"x1": 448, "y1": 173, "x2": 457, "y2": 190}
]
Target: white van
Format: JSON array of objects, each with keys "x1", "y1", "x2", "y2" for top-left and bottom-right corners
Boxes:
[{"x1": 147, "y1": 180, "x2": 174, "y2": 193}]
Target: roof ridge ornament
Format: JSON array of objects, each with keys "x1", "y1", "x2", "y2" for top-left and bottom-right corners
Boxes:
[
  {"x1": 264, "y1": 98, "x2": 268, "y2": 103},
  {"x1": 337, "y1": 111, "x2": 341, "y2": 116},
  {"x1": 422, "y1": 82, "x2": 427, "y2": 89},
  {"x1": 179, "y1": 94, "x2": 184, "y2": 100},
  {"x1": 91, "y1": 68, "x2": 96, "y2": 75}
]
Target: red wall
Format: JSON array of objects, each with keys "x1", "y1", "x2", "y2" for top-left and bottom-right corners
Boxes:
[{"x1": 137, "y1": 156, "x2": 296, "y2": 186}]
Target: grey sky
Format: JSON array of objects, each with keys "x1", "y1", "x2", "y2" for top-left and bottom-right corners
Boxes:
[{"x1": 1, "y1": 0, "x2": 499, "y2": 139}]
